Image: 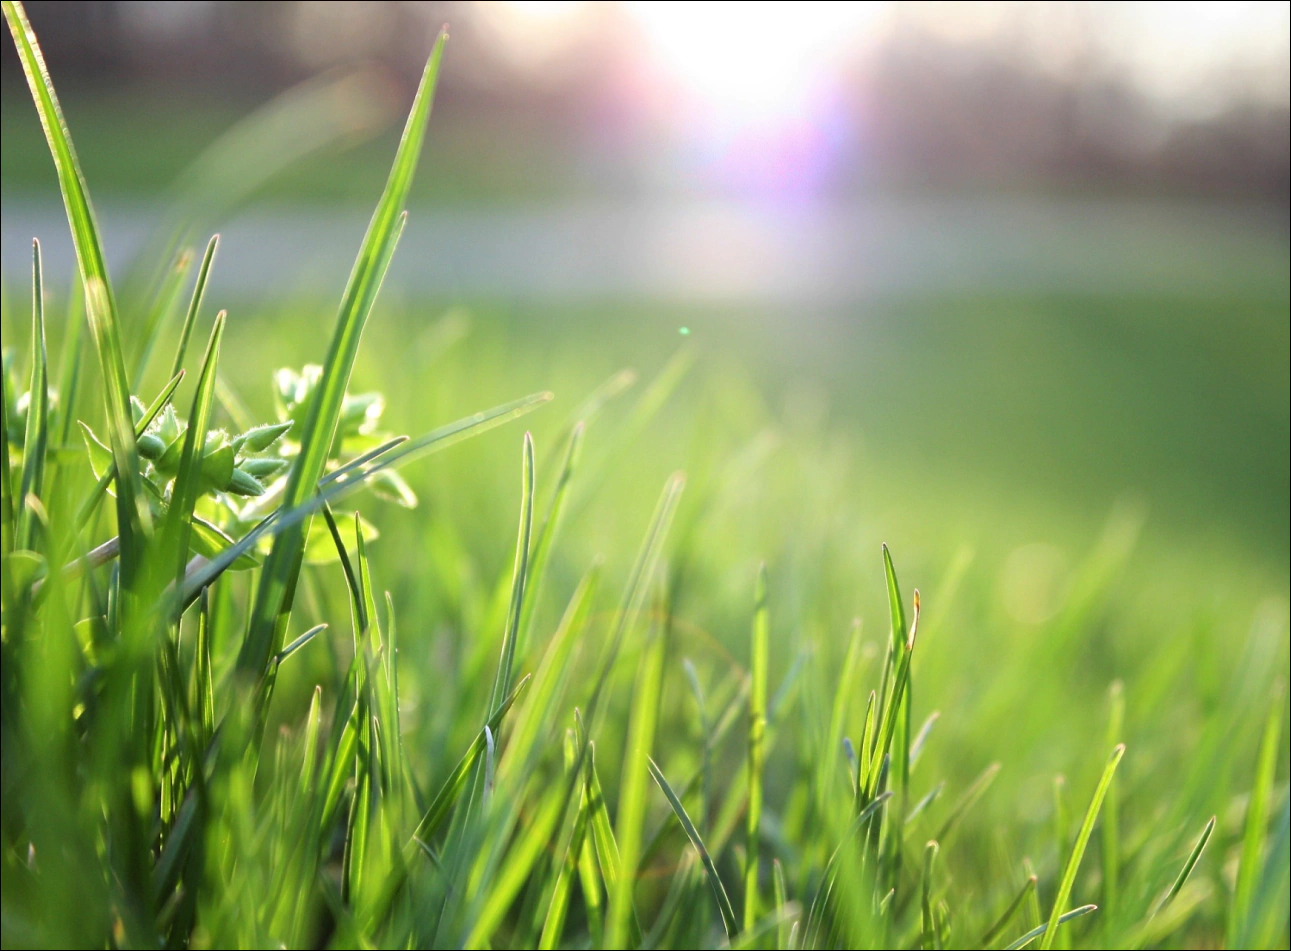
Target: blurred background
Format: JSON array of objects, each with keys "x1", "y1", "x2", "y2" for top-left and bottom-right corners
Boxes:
[{"x1": 3, "y1": 1, "x2": 1288, "y2": 652}]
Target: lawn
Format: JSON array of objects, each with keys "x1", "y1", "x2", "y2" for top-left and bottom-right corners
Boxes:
[{"x1": 2, "y1": 2, "x2": 1288, "y2": 948}]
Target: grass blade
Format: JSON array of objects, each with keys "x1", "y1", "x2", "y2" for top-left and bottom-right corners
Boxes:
[
  {"x1": 745, "y1": 563, "x2": 769, "y2": 932},
  {"x1": 982, "y1": 874, "x2": 1037, "y2": 946},
  {"x1": 1102, "y1": 680, "x2": 1124, "y2": 922},
  {"x1": 1005, "y1": 905, "x2": 1098, "y2": 951},
  {"x1": 488, "y1": 432, "x2": 535, "y2": 716},
  {"x1": 607, "y1": 610, "x2": 667, "y2": 948},
  {"x1": 4, "y1": 0, "x2": 151, "y2": 579},
  {"x1": 1230, "y1": 686, "x2": 1284, "y2": 946},
  {"x1": 159, "y1": 313, "x2": 224, "y2": 586},
  {"x1": 241, "y1": 30, "x2": 446, "y2": 678},
  {"x1": 648, "y1": 757, "x2": 740, "y2": 940},
  {"x1": 1039, "y1": 745, "x2": 1124, "y2": 950},
  {"x1": 169, "y1": 234, "x2": 219, "y2": 379},
  {"x1": 17, "y1": 239, "x2": 48, "y2": 552},
  {"x1": 408, "y1": 674, "x2": 531, "y2": 850}
]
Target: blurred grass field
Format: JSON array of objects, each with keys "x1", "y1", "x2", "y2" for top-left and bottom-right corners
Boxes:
[{"x1": 2, "y1": 3, "x2": 1288, "y2": 948}]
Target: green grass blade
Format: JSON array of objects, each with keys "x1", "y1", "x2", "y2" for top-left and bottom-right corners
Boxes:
[
  {"x1": 920, "y1": 840, "x2": 939, "y2": 949},
  {"x1": 4, "y1": 0, "x2": 150, "y2": 579},
  {"x1": 538, "y1": 733, "x2": 594, "y2": 951},
  {"x1": 1102, "y1": 680, "x2": 1124, "y2": 922},
  {"x1": 1, "y1": 350, "x2": 15, "y2": 556},
  {"x1": 49, "y1": 279, "x2": 84, "y2": 476},
  {"x1": 169, "y1": 235, "x2": 219, "y2": 379},
  {"x1": 648, "y1": 757, "x2": 740, "y2": 940},
  {"x1": 1163, "y1": 815, "x2": 1215, "y2": 912},
  {"x1": 982, "y1": 874, "x2": 1038, "y2": 947},
  {"x1": 241, "y1": 30, "x2": 446, "y2": 678},
  {"x1": 607, "y1": 613, "x2": 667, "y2": 949},
  {"x1": 17, "y1": 239, "x2": 48, "y2": 552},
  {"x1": 466, "y1": 783, "x2": 566, "y2": 948},
  {"x1": 501, "y1": 563, "x2": 600, "y2": 782},
  {"x1": 882, "y1": 543, "x2": 907, "y2": 660},
  {"x1": 1039, "y1": 745, "x2": 1124, "y2": 950},
  {"x1": 1004, "y1": 905, "x2": 1098, "y2": 951},
  {"x1": 159, "y1": 313, "x2": 224, "y2": 585},
  {"x1": 1230, "y1": 686, "x2": 1283, "y2": 946},
  {"x1": 1240, "y1": 796, "x2": 1289, "y2": 949},
  {"x1": 745, "y1": 562, "x2": 769, "y2": 932},
  {"x1": 773, "y1": 858, "x2": 790, "y2": 950},
  {"x1": 517, "y1": 421, "x2": 584, "y2": 660},
  {"x1": 576, "y1": 721, "x2": 642, "y2": 948},
  {"x1": 488, "y1": 432, "x2": 535, "y2": 716},
  {"x1": 408, "y1": 674, "x2": 531, "y2": 850}
]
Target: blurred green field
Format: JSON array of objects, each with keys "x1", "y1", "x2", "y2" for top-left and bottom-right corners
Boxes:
[{"x1": 2, "y1": 7, "x2": 1289, "y2": 947}]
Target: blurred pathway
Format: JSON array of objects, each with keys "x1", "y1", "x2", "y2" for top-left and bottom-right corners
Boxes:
[{"x1": 2, "y1": 195, "x2": 1286, "y2": 302}]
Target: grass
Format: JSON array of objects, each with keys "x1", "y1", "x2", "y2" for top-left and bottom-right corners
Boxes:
[{"x1": 2, "y1": 3, "x2": 1289, "y2": 947}]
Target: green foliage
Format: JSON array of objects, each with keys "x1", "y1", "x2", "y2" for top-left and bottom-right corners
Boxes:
[{"x1": 1, "y1": 4, "x2": 1287, "y2": 950}]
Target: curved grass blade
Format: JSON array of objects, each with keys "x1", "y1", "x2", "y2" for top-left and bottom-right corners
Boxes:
[
  {"x1": 1154, "y1": 815, "x2": 1215, "y2": 918},
  {"x1": 1004, "y1": 905, "x2": 1097, "y2": 951},
  {"x1": 276, "y1": 623, "x2": 327, "y2": 665},
  {"x1": 648, "y1": 757, "x2": 739, "y2": 940},
  {"x1": 1039, "y1": 745, "x2": 1124, "y2": 950},
  {"x1": 17, "y1": 239, "x2": 48, "y2": 552},
  {"x1": 241, "y1": 30, "x2": 447, "y2": 678},
  {"x1": 4, "y1": 0, "x2": 150, "y2": 579},
  {"x1": 169, "y1": 234, "x2": 219, "y2": 379},
  {"x1": 745, "y1": 563, "x2": 769, "y2": 932},
  {"x1": 982, "y1": 874, "x2": 1037, "y2": 947}
]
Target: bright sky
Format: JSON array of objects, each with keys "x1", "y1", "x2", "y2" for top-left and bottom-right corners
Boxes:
[{"x1": 488, "y1": 0, "x2": 1290, "y2": 123}]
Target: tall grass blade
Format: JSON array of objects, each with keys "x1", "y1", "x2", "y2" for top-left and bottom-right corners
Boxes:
[
  {"x1": 4, "y1": 0, "x2": 151, "y2": 578},
  {"x1": 1039, "y1": 745, "x2": 1124, "y2": 950},
  {"x1": 159, "y1": 313, "x2": 224, "y2": 586},
  {"x1": 241, "y1": 31, "x2": 446, "y2": 678},
  {"x1": 607, "y1": 609, "x2": 667, "y2": 948},
  {"x1": 17, "y1": 240, "x2": 48, "y2": 552},
  {"x1": 488, "y1": 432, "x2": 535, "y2": 715},
  {"x1": 169, "y1": 235, "x2": 219, "y2": 379}
]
